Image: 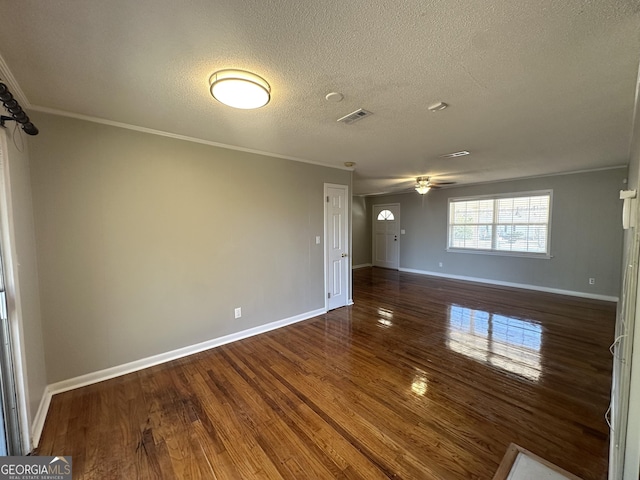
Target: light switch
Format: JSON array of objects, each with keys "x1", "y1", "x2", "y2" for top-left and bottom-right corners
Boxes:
[
  {"x1": 401, "y1": 229, "x2": 406, "y2": 234},
  {"x1": 315, "y1": 236, "x2": 321, "y2": 244}
]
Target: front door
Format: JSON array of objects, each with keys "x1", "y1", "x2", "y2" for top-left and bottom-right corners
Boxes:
[
  {"x1": 325, "y1": 184, "x2": 349, "y2": 310},
  {"x1": 373, "y1": 204, "x2": 400, "y2": 269}
]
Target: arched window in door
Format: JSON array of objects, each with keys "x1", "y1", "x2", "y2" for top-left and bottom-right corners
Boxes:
[{"x1": 377, "y1": 209, "x2": 395, "y2": 221}]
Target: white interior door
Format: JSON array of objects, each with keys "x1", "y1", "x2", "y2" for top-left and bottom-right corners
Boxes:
[
  {"x1": 373, "y1": 204, "x2": 400, "y2": 269},
  {"x1": 325, "y1": 184, "x2": 349, "y2": 311}
]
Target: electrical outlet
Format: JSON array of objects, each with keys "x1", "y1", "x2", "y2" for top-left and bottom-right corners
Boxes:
[
  {"x1": 234, "y1": 307, "x2": 242, "y2": 319},
  {"x1": 438, "y1": 262, "x2": 443, "y2": 268},
  {"x1": 588, "y1": 278, "x2": 595, "y2": 285}
]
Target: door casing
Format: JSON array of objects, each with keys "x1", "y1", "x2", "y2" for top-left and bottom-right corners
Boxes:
[
  {"x1": 324, "y1": 184, "x2": 351, "y2": 311},
  {"x1": 372, "y1": 203, "x2": 401, "y2": 270}
]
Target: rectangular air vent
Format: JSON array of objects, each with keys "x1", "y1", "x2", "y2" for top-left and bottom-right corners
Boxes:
[
  {"x1": 337, "y1": 108, "x2": 373, "y2": 125},
  {"x1": 439, "y1": 151, "x2": 470, "y2": 158}
]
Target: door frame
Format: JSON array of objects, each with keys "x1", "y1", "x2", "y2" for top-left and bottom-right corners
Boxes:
[
  {"x1": 324, "y1": 183, "x2": 351, "y2": 311},
  {"x1": 372, "y1": 203, "x2": 401, "y2": 269}
]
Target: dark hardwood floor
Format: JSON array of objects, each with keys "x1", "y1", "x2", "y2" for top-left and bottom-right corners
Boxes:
[{"x1": 37, "y1": 267, "x2": 616, "y2": 479}]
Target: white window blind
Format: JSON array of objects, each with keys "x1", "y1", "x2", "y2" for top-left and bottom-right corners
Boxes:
[{"x1": 448, "y1": 191, "x2": 551, "y2": 256}]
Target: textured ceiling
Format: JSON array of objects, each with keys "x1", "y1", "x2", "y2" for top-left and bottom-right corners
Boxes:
[{"x1": 0, "y1": 0, "x2": 639, "y2": 195}]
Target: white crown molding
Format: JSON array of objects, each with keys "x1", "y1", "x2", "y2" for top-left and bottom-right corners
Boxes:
[
  {"x1": 361, "y1": 165, "x2": 629, "y2": 197},
  {"x1": 29, "y1": 105, "x2": 353, "y2": 171},
  {"x1": 0, "y1": 53, "x2": 30, "y2": 107},
  {"x1": 0, "y1": 55, "x2": 351, "y2": 172}
]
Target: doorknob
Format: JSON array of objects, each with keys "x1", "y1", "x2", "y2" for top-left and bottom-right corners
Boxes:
[{"x1": 341, "y1": 253, "x2": 348, "y2": 257}]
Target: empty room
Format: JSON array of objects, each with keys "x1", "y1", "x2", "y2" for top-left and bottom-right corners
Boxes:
[{"x1": 0, "y1": 1, "x2": 639, "y2": 479}]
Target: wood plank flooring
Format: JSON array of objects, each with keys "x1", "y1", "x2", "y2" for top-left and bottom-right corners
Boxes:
[{"x1": 36, "y1": 267, "x2": 616, "y2": 479}]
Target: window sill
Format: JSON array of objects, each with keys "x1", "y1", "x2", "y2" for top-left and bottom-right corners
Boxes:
[{"x1": 446, "y1": 248, "x2": 552, "y2": 260}]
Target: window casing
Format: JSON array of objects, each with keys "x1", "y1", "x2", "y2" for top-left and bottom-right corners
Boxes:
[{"x1": 447, "y1": 191, "x2": 552, "y2": 258}]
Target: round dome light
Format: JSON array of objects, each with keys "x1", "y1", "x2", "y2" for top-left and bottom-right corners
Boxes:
[{"x1": 209, "y1": 70, "x2": 270, "y2": 109}]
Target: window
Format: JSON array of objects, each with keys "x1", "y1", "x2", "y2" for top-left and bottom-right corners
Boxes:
[
  {"x1": 447, "y1": 191, "x2": 551, "y2": 257},
  {"x1": 377, "y1": 209, "x2": 395, "y2": 221}
]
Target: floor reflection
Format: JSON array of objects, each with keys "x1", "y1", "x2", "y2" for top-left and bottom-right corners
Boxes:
[
  {"x1": 411, "y1": 371, "x2": 428, "y2": 396},
  {"x1": 377, "y1": 308, "x2": 394, "y2": 328},
  {"x1": 447, "y1": 304, "x2": 542, "y2": 381}
]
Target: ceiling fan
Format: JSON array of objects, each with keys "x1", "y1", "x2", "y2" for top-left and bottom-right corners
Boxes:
[{"x1": 414, "y1": 176, "x2": 456, "y2": 194}]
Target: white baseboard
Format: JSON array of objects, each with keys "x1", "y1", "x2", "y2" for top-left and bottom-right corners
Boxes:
[
  {"x1": 398, "y1": 268, "x2": 619, "y2": 302},
  {"x1": 352, "y1": 263, "x2": 372, "y2": 269},
  {"x1": 31, "y1": 386, "x2": 52, "y2": 450},
  {"x1": 31, "y1": 307, "x2": 326, "y2": 448}
]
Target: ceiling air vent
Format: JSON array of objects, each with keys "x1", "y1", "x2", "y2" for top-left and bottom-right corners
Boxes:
[
  {"x1": 337, "y1": 108, "x2": 373, "y2": 125},
  {"x1": 439, "y1": 151, "x2": 470, "y2": 158}
]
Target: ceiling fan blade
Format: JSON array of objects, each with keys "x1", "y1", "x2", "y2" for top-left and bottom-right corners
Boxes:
[{"x1": 429, "y1": 181, "x2": 456, "y2": 186}]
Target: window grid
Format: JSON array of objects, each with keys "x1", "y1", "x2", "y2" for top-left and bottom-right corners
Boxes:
[
  {"x1": 448, "y1": 191, "x2": 551, "y2": 257},
  {"x1": 377, "y1": 209, "x2": 395, "y2": 221}
]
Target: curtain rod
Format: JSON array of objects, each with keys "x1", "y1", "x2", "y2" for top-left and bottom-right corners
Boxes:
[{"x1": 0, "y1": 81, "x2": 38, "y2": 136}]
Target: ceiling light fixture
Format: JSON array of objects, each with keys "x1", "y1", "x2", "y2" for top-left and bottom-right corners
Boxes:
[
  {"x1": 209, "y1": 69, "x2": 270, "y2": 109},
  {"x1": 428, "y1": 101, "x2": 448, "y2": 112},
  {"x1": 415, "y1": 177, "x2": 431, "y2": 195},
  {"x1": 325, "y1": 92, "x2": 344, "y2": 102}
]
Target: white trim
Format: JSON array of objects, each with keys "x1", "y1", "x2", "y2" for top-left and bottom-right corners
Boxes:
[
  {"x1": 324, "y1": 183, "x2": 350, "y2": 311},
  {"x1": 446, "y1": 166, "x2": 628, "y2": 190},
  {"x1": 359, "y1": 165, "x2": 628, "y2": 197},
  {"x1": 447, "y1": 190, "x2": 552, "y2": 257},
  {"x1": 29, "y1": 106, "x2": 353, "y2": 172},
  {"x1": 3, "y1": 48, "x2": 350, "y2": 174},
  {"x1": 0, "y1": 130, "x2": 33, "y2": 454},
  {"x1": 30, "y1": 307, "x2": 326, "y2": 446},
  {"x1": 31, "y1": 389, "x2": 51, "y2": 448},
  {"x1": 352, "y1": 263, "x2": 372, "y2": 269},
  {"x1": 0, "y1": 54, "x2": 30, "y2": 107},
  {"x1": 446, "y1": 248, "x2": 552, "y2": 260},
  {"x1": 398, "y1": 268, "x2": 619, "y2": 302}
]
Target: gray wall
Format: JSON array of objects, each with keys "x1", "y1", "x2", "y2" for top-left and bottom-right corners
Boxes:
[
  {"x1": 0, "y1": 129, "x2": 47, "y2": 439},
  {"x1": 29, "y1": 112, "x2": 351, "y2": 383},
  {"x1": 366, "y1": 168, "x2": 625, "y2": 297},
  {"x1": 351, "y1": 195, "x2": 371, "y2": 266}
]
